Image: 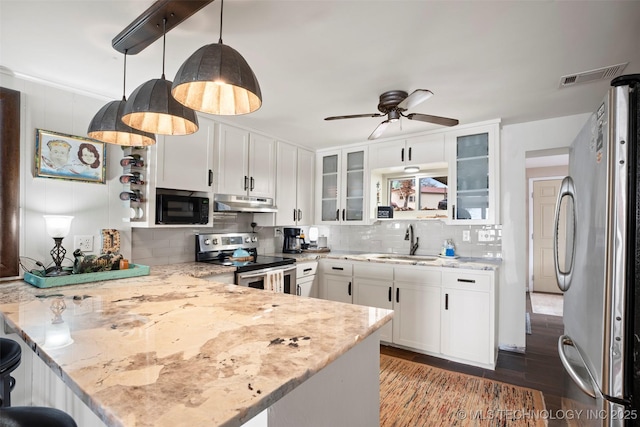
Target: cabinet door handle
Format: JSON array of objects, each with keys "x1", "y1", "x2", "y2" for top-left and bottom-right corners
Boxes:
[
  {"x1": 250, "y1": 177, "x2": 255, "y2": 191},
  {"x1": 298, "y1": 209, "x2": 302, "y2": 222},
  {"x1": 452, "y1": 204, "x2": 456, "y2": 220},
  {"x1": 457, "y1": 278, "x2": 476, "y2": 283},
  {"x1": 408, "y1": 147, "x2": 412, "y2": 161},
  {"x1": 388, "y1": 286, "x2": 392, "y2": 302},
  {"x1": 396, "y1": 288, "x2": 399, "y2": 303},
  {"x1": 297, "y1": 284, "x2": 301, "y2": 296},
  {"x1": 244, "y1": 176, "x2": 249, "y2": 191},
  {"x1": 445, "y1": 293, "x2": 449, "y2": 310},
  {"x1": 342, "y1": 209, "x2": 345, "y2": 221},
  {"x1": 348, "y1": 281, "x2": 352, "y2": 296},
  {"x1": 293, "y1": 209, "x2": 297, "y2": 222},
  {"x1": 303, "y1": 268, "x2": 312, "y2": 273},
  {"x1": 401, "y1": 148, "x2": 405, "y2": 162},
  {"x1": 336, "y1": 209, "x2": 339, "y2": 221},
  {"x1": 332, "y1": 267, "x2": 344, "y2": 271},
  {"x1": 208, "y1": 169, "x2": 213, "y2": 186}
]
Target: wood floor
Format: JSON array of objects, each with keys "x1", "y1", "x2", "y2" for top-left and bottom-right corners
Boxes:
[{"x1": 381, "y1": 292, "x2": 577, "y2": 426}]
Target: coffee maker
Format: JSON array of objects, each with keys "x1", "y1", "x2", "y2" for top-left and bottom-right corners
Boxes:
[{"x1": 283, "y1": 227, "x2": 302, "y2": 253}]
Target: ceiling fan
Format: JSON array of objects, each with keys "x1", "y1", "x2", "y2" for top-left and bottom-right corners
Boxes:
[{"x1": 324, "y1": 89, "x2": 459, "y2": 140}]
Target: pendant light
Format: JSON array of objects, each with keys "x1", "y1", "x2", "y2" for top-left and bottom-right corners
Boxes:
[
  {"x1": 171, "y1": 0, "x2": 262, "y2": 115},
  {"x1": 87, "y1": 52, "x2": 156, "y2": 146},
  {"x1": 121, "y1": 18, "x2": 199, "y2": 136}
]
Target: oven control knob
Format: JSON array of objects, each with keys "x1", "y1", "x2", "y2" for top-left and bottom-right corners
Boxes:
[
  {"x1": 212, "y1": 238, "x2": 218, "y2": 245},
  {"x1": 203, "y1": 239, "x2": 211, "y2": 246},
  {"x1": 251, "y1": 236, "x2": 258, "y2": 242},
  {"x1": 245, "y1": 237, "x2": 251, "y2": 243}
]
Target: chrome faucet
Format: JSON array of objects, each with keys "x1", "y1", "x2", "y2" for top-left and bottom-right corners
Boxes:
[{"x1": 404, "y1": 224, "x2": 419, "y2": 255}]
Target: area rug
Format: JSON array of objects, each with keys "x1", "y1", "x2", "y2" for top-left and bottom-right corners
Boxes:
[
  {"x1": 530, "y1": 292, "x2": 563, "y2": 317},
  {"x1": 380, "y1": 355, "x2": 547, "y2": 427}
]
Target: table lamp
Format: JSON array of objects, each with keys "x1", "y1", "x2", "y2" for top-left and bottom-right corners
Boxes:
[{"x1": 43, "y1": 215, "x2": 73, "y2": 276}]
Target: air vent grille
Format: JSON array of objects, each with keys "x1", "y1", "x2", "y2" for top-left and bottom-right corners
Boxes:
[{"x1": 559, "y1": 63, "x2": 628, "y2": 88}]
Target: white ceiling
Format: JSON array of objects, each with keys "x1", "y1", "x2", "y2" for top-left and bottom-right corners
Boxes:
[{"x1": 1, "y1": 1, "x2": 639, "y2": 151}]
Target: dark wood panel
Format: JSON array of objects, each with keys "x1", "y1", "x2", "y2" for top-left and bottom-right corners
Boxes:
[{"x1": 0, "y1": 87, "x2": 21, "y2": 278}]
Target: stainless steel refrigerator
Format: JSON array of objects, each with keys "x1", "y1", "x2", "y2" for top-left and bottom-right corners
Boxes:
[{"x1": 555, "y1": 74, "x2": 640, "y2": 426}]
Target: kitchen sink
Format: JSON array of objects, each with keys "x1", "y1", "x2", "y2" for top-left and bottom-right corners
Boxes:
[{"x1": 365, "y1": 254, "x2": 439, "y2": 263}]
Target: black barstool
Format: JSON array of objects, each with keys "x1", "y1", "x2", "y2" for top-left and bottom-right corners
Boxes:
[
  {"x1": 0, "y1": 338, "x2": 21, "y2": 407},
  {"x1": 0, "y1": 406, "x2": 78, "y2": 427}
]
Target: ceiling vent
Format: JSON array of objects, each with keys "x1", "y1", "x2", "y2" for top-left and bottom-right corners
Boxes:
[{"x1": 559, "y1": 63, "x2": 628, "y2": 88}]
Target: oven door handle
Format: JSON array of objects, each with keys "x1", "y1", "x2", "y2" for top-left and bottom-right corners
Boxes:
[{"x1": 237, "y1": 264, "x2": 296, "y2": 279}]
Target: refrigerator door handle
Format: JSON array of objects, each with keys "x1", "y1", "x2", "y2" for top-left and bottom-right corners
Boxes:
[
  {"x1": 558, "y1": 335, "x2": 599, "y2": 399},
  {"x1": 554, "y1": 176, "x2": 577, "y2": 291}
]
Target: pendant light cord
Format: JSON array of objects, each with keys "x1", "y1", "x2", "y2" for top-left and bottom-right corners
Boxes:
[
  {"x1": 218, "y1": 0, "x2": 224, "y2": 44},
  {"x1": 161, "y1": 18, "x2": 167, "y2": 79},
  {"x1": 121, "y1": 50, "x2": 128, "y2": 101}
]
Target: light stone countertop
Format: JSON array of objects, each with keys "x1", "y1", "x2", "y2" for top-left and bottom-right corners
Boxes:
[
  {"x1": 266, "y1": 251, "x2": 501, "y2": 271},
  {"x1": 0, "y1": 269, "x2": 393, "y2": 427}
]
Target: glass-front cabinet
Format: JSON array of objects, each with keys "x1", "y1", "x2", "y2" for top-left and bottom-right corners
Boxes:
[
  {"x1": 446, "y1": 120, "x2": 500, "y2": 224},
  {"x1": 316, "y1": 146, "x2": 367, "y2": 224}
]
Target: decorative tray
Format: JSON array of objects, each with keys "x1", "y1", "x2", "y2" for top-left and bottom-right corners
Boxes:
[{"x1": 23, "y1": 264, "x2": 150, "y2": 288}]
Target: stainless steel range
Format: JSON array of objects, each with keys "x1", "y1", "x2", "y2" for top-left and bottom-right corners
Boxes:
[{"x1": 195, "y1": 232, "x2": 297, "y2": 293}]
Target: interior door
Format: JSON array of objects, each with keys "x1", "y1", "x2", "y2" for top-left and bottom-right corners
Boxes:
[{"x1": 533, "y1": 179, "x2": 563, "y2": 294}]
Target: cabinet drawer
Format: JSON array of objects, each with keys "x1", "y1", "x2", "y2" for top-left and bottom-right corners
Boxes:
[
  {"x1": 394, "y1": 266, "x2": 441, "y2": 284},
  {"x1": 442, "y1": 270, "x2": 492, "y2": 291},
  {"x1": 322, "y1": 260, "x2": 353, "y2": 276},
  {"x1": 353, "y1": 262, "x2": 393, "y2": 281},
  {"x1": 297, "y1": 261, "x2": 318, "y2": 278}
]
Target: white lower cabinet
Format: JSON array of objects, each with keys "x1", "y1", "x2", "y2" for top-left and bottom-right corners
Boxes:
[
  {"x1": 320, "y1": 260, "x2": 353, "y2": 303},
  {"x1": 321, "y1": 259, "x2": 497, "y2": 369},
  {"x1": 393, "y1": 267, "x2": 442, "y2": 354},
  {"x1": 441, "y1": 270, "x2": 496, "y2": 367}
]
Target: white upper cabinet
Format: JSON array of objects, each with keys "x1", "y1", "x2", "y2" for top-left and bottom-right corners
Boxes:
[
  {"x1": 274, "y1": 142, "x2": 315, "y2": 226},
  {"x1": 214, "y1": 124, "x2": 276, "y2": 198},
  {"x1": 316, "y1": 145, "x2": 367, "y2": 225},
  {"x1": 445, "y1": 120, "x2": 500, "y2": 224},
  {"x1": 155, "y1": 116, "x2": 215, "y2": 192},
  {"x1": 369, "y1": 133, "x2": 446, "y2": 170}
]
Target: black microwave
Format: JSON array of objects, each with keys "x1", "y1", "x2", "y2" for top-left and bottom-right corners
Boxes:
[{"x1": 156, "y1": 194, "x2": 209, "y2": 225}]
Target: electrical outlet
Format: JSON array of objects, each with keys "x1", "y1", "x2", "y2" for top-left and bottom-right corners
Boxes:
[
  {"x1": 462, "y1": 230, "x2": 471, "y2": 242},
  {"x1": 74, "y1": 235, "x2": 94, "y2": 252},
  {"x1": 274, "y1": 228, "x2": 282, "y2": 238},
  {"x1": 478, "y1": 230, "x2": 493, "y2": 242}
]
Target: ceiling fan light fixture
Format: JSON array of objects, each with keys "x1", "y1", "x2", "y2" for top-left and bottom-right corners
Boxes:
[
  {"x1": 172, "y1": 43, "x2": 262, "y2": 115},
  {"x1": 404, "y1": 165, "x2": 420, "y2": 173}
]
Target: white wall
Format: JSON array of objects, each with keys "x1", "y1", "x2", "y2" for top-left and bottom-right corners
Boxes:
[
  {"x1": 1, "y1": 72, "x2": 131, "y2": 277},
  {"x1": 499, "y1": 113, "x2": 590, "y2": 349}
]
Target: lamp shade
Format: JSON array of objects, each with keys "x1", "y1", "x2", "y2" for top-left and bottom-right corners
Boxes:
[
  {"x1": 171, "y1": 43, "x2": 262, "y2": 115},
  {"x1": 121, "y1": 77, "x2": 199, "y2": 136},
  {"x1": 43, "y1": 215, "x2": 73, "y2": 238},
  {"x1": 87, "y1": 98, "x2": 156, "y2": 146}
]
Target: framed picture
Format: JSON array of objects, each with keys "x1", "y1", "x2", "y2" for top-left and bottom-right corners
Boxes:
[{"x1": 35, "y1": 129, "x2": 106, "y2": 184}]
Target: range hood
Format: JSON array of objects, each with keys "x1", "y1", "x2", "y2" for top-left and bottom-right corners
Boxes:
[{"x1": 213, "y1": 194, "x2": 277, "y2": 213}]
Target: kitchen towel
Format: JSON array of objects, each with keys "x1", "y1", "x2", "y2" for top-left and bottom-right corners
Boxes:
[{"x1": 266, "y1": 270, "x2": 284, "y2": 293}]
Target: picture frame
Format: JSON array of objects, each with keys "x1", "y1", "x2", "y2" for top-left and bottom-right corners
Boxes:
[{"x1": 35, "y1": 129, "x2": 107, "y2": 184}]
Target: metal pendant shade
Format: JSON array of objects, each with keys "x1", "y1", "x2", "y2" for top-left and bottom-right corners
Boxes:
[
  {"x1": 172, "y1": 43, "x2": 262, "y2": 115},
  {"x1": 88, "y1": 97, "x2": 156, "y2": 146},
  {"x1": 121, "y1": 77, "x2": 199, "y2": 135}
]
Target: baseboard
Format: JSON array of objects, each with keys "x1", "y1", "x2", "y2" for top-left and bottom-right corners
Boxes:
[{"x1": 499, "y1": 344, "x2": 526, "y2": 354}]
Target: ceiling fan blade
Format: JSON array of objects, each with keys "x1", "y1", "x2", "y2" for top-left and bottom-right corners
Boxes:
[
  {"x1": 406, "y1": 113, "x2": 459, "y2": 127},
  {"x1": 368, "y1": 120, "x2": 391, "y2": 140},
  {"x1": 397, "y1": 89, "x2": 433, "y2": 110},
  {"x1": 324, "y1": 113, "x2": 384, "y2": 121}
]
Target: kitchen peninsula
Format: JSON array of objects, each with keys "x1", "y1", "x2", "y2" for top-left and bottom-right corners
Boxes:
[{"x1": 0, "y1": 267, "x2": 393, "y2": 427}]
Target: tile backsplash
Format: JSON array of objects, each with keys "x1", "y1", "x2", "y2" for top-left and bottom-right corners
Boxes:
[{"x1": 132, "y1": 214, "x2": 501, "y2": 266}]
